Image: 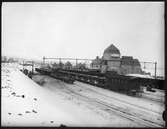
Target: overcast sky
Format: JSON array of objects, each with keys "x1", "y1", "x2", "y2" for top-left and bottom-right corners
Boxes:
[{"x1": 2, "y1": 2, "x2": 164, "y2": 75}]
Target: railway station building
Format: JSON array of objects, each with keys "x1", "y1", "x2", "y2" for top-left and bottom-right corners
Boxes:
[{"x1": 91, "y1": 44, "x2": 142, "y2": 75}]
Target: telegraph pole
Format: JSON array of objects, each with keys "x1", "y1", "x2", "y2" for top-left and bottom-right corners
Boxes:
[
  {"x1": 43, "y1": 56, "x2": 45, "y2": 64},
  {"x1": 76, "y1": 58, "x2": 78, "y2": 66},
  {"x1": 155, "y1": 62, "x2": 157, "y2": 79},
  {"x1": 32, "y1": 61, "x2": 34, "y2": 74},
  {"x1": 143, "y1": 62, "x2": 146, "y2": 69},
  {"x1": 23, "y1": 60, "x2": 25, "y2": 70},
  {"x1": 59, "y1": 58, "x2": 61, "y2": 64}
]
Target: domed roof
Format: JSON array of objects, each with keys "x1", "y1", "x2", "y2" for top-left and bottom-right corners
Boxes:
[{"x1": 103, "y1": 44, "x2": 120, "y2": 54}]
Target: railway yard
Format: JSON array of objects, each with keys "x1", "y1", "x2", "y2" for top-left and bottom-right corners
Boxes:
[
  {"x1": 1, "y1": 63, "x2": 165, "y2": 127},
  {"x1": 2, "y1": 1, "x2": 165, "y2": 127}
]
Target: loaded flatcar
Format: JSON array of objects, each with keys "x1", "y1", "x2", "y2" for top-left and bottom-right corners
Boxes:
[
  {"x1": 35, "y1": 67, "x2": 143, "y2": 96},
  {"x1": 125, "y1": 74, "x2": 165, "y2": 91},
  {"x1": 35, "y1": 68, "x2": 75, "y2": 84},
  {"x1": 51, "y1": 68, "x2": 142, "y2": 96},
  {"x1": 104, "y1": 71, "x2": 142, "y2": 95}
]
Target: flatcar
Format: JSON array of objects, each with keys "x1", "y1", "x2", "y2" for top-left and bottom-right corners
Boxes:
[
  {"x1": 104, "y1": 71, "x2": 142, "y2": 95},
  {"x1": 35, "y1": 68, "x2": 75, "y2": 84},
  {"x1": 35, "y1": 67, "x2": 142, "y2": 96},
  {"x1": 125, "y1": 74, "x2": 165, "y2": 90}
]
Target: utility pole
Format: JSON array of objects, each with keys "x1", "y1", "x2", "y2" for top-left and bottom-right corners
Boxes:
[
  {"x1": 59, "y1": 58, "x2": 61, "y2": 64},
  {"x1": 32, "y1": 61, "x2": 34, "y2": 74},
  {"x1": 43, "y1": 56, "x2": 45, "y2": 64},
  {"x1": 23, "y1": 60, "x2": 24, "y2": 70},
  {"x1": 76, "y1": 58, "x2": 78, "y2": 66},
  {"x1": 155, "y1": 62, "x2": 157, "y2": 79},
  {"x1": 143, "y1": 62, "x2": 146, "y2": 69}
]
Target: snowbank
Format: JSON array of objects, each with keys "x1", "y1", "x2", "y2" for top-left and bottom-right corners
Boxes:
[{"x1": 2, "y1": 63, "x2": 132, "y2": 127}]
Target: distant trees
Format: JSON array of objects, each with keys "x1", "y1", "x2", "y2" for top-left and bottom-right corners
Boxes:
[
  {"x1": 76, "y1": 63, "x2": 86, "y2": 70},
  {"x1": 1, "y1": 56, "x2": 17, "y2": 63},
  {"x1": 1, "y1": 56, "x2": 7, "y2": 63},
  {"x1": 51, "y1": 61, "x2": 72, "y2": 69},
  {"x1": 52, "y1": 62, "x2": 59, "y2": 68},
  {"x1": 59, "y1": 62, "x2": 64, "y2": 68},
  {"x1": 64, "y1": 61, "x2": 73, "y2": 69},
  {"x1": 50, "y1": 61, "x2": 87, "y2": 70},
  {"x1": 8, "y1": 58, "x2": 15, "y2": 63}
]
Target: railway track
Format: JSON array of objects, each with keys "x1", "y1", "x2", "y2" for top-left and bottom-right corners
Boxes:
[
  {"x1": 56, "y1": 81, "x2": 164, "y2": 127},
  {"x1": 74, "y1": 82, "x2": 164, "y2": 114},
  {"x1": 143, "y1": 92, "x2": 164, "y2": 98},
  {"x1": 32, "y1": 75, "x2": 164, "y2": 127},
  {"x1": 142, "y1": 93, "x2": 164, "y2": 103}
]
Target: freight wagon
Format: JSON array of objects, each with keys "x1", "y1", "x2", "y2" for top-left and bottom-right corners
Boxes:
[{"x1": 35, "y1": 67, "x2": 142, "y2": 96}]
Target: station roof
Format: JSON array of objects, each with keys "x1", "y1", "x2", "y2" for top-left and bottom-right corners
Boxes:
[{"x1": 103, "y1": 44, "x2": 120, "y2": 55}]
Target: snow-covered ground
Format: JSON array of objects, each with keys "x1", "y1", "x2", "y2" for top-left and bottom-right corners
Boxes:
[
  {"x1": 141, "y1": 87, "x2": 165, "y2": 103},
  {"x1": 1, "y1": 63, "x2": 165, "y2": 127},
  {"x1": 126, "y1": 73, "x2": 154, "y2": 79}
]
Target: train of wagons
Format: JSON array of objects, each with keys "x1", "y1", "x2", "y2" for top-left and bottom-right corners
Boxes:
[{"x1": 35, "y1": 65, "x2": 164, "y2": 96}]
